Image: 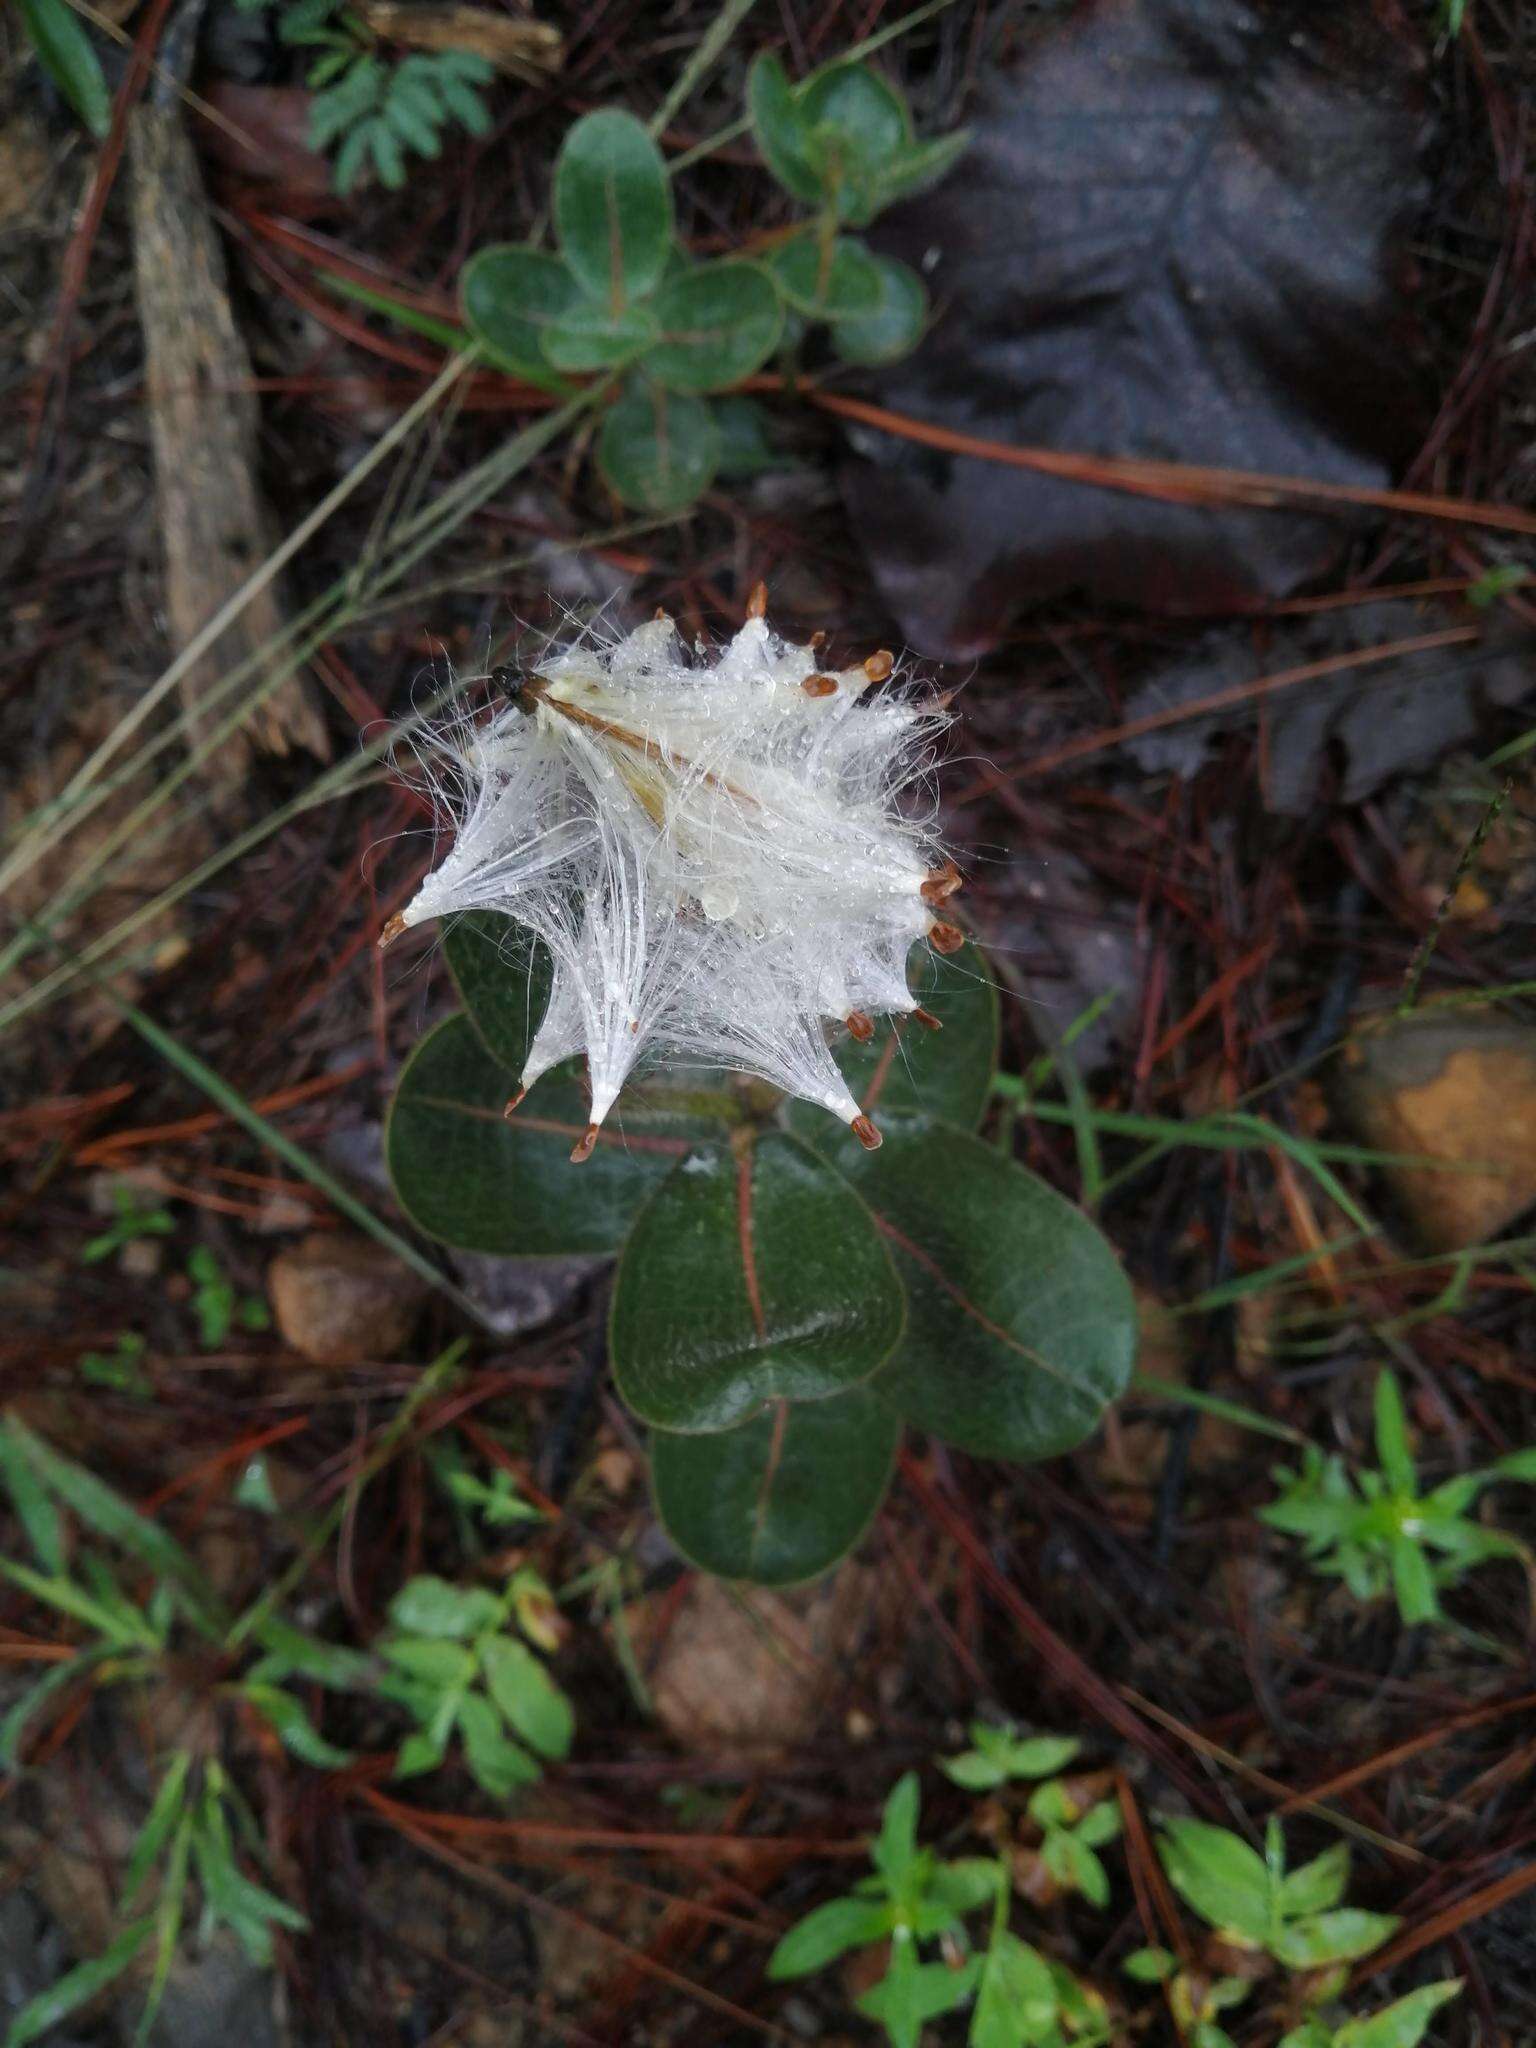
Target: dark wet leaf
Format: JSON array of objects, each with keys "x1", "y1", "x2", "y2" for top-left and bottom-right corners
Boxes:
[
  {"x1": 650, "y1": 1384, "x2": 900, "y2": 1584},
  {"x1": 1119, "y1": 604, "x2": 1531, "y2": 815},
  {"x1": 840, "y1": 0, "x2": 1431, "y2": 658},
  {"x1": 386, "y1": 1016, "x2": 722, "y2": 1257},
  {"x1": 787, "y1": 940, "x2": 999, "y2": 1144},
  {"x1": 838, "y1": 1119, "x2": 1136, "y2": 1460},
  {"x1": 443, "y1": 910, "x2": 552, "y2": 1076},
  {"x1": 611, "y1": 1132, "x2": 904, "y2": 1431}
]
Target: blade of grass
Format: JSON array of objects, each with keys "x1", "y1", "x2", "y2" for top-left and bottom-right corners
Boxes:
[
  {"x1": 103, "y1": 991, "x2": 487, "y2": 1323},
  {"x1": 1128, "y1": 1374, "x2": 1308, "y2": 1447},
  {"x1": 0, "y1": 349, "x2": 476, "y2": 895}
]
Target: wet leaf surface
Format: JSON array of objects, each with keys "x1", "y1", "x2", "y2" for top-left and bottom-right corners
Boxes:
[
  {"x1": 649, "y1": 1385, "x2": 900, "y2": 1584},
  {"x1": 839, "y1": 1118, "x2": 1137, "y2": 1460},
  {"x1": 611, "y1": 1132, "x2": 904, "y2": 1432},
  {"x1": 840, "y1": 0, "x2": 1432, "y2": 657},
  {"x1": 386, "y1": 1016, "x2": 719, "y2": 1257}
]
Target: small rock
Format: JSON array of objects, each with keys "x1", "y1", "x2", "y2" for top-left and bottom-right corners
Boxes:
[
  {"x1": 267, "y1": 1231, "x2": 428, "y2": 1363},
  {"x1": 623, "y1": 1563, "x2": 902, "y2": 1753},
  {"x1": 1333, "y1": 1009, "x2": 1536, "y2": 1251}
]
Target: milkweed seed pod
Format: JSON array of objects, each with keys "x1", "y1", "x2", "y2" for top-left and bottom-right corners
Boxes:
[{"x1": 383, "y1": 588, "x2": 962, "y2": 1158}]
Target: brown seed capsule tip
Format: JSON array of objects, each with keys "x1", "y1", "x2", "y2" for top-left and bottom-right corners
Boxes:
[
  {"x1": 863, "y1": 649, "x2": 894, "y2": 682},
  {"x1": 851, "y1": 1114, "x2": 883, "y2": 1151},
  {"x1": 570, "y1": 1124, "x2": 599, "y2": 1164},
  {"x1": 920, "y1": 860, "x2": 963, "y2": 905},
  {"x1": 654, "y1": 607, "x2": 672, "y2": 624},
  {"x1": 846, "y1": 1010, "x2": 875, "y2": 1043},
  {"x1": 913, "y1": 1006, "x2": 943, "y2": 1032},
  {"x1": 378, "y1": 911, "x2": 407, "y2": 949},
  {"x1": 929, "y1": 920, "x2": 965, "y2": 955},
  {"x1": 502, "y1": 1088, "x2": 526, "y2": 1120},
  {"x1": 746, "y1": 580, "x2": 768, "y2": 619},
  {"x1": 809, "y1": 629, "x2": 826, "y2": 648},
  {"x1": 802, "y1": 672, "x2": 839, "y2": 698}
]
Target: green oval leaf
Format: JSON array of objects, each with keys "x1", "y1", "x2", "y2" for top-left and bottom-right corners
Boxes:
[
  {"x1": 612, "y1": 1132, "x2": 904, "y2": 1431},
  {"x1": 768, "y1": 1894, "x2": 896, "y2": 1978},
  {"x1": 386, "y1": 1014, "x2": 705, "y2": 1256},
  {"x1": 648, "y1": 260, "x2": 784, "y2": 393},
  {"x1": 831, "y1": 254, "x2": 927, "y2": 365},
  {"x1": 541, "y1": 298, "x2": 658, "y2": 374},
  {"x1": 19, "y1": 0, "x2": 112, "y2": 138},
  {"x1": 799, "y1": 62, "x2": 912, "y2": 224},
  {"x1": 1158, "y1": 1818, "x2": 1273, "y2": 1945},
  {"x1": 596, "y1": 381, "x2": 719, "y2": 512},
  {"x1": 554, "y1": 108, "x2": 674, "y2": 307},
  {"x1": 788, "y1": 941, "x2": 998, "y2": 1145},
  {"x1": 651, "y1": 1385, "x2": 899, "y2": 1585},
  {"x1": 837, "y1": 1120, "x2": 1135, "y2": 1461},
  {"x1": 480, "y1": 1636, "x2": 573, "y2": 1759},
  {"x1": 460, "y1": 246, "x2": 579, "y2": 390},
  {"x1": 443, "y1": 911, "x2": 552, "y2": 1076},
  {"x1": 800, "y1": 62, "x2": 911, "y2": 158},
  {"x1": 747, "y1": 53, "x2": 824, "y2": 205},
  {"x1": 768, "y1": 231, "x2": 884, "y2": 320}
]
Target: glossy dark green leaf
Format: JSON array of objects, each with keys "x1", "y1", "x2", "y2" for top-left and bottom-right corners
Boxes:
[
  {"x1": 747, "y1": 53, "x2": 824, "y2": 205},
  {"x1": 612, "y1": 1132, "x2": 904, "y2": 1430},
  {"x1": 460, "y1": 246, "x2": 578, "y2": 390},
  {"x1": 554, "y1": 108, "x2": 674, "y2": 306},
  {"x1": 650, "y1": 1384, "x2": 899, "y2": 1585},
  {"x1": 20, "y1": 0, "x2": 111, "y2": 138},
  {"x1": 648, "y1": 260, "x2": 784, "y2": 392},
  {"x1": 769, "y1": 231, "x2": 884, "y2": 320},
  {"x1": 789, "y1": 942, "x2": 998, "y2": 1146},
  {"x1": 386, "y1": 1015, "x2": 709, "y2": 1256},
  {"x1": 443, "y1": 911, "x2": 551, "y2": 1076},
  {"x1": 837, "y1": 1121, "x2": 1135, "y2": 1462},
  {"x1": 541, "y1": 298, "x2": 658, "y2": 373},
  {"x1": 596, "y1": 380, "x2": 719, "y2": 513},
  {"x1": 831, "y1": 254, "x2": 927, "y2": 365}
]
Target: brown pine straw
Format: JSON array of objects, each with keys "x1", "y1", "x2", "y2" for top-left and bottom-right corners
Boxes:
[
  {"x1": 809, "y1": 391, "x2": 1536, "y2": 538},
  {"x1": 1354, "y1": 1858, "x2": 1536, "y2": 1984}
]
